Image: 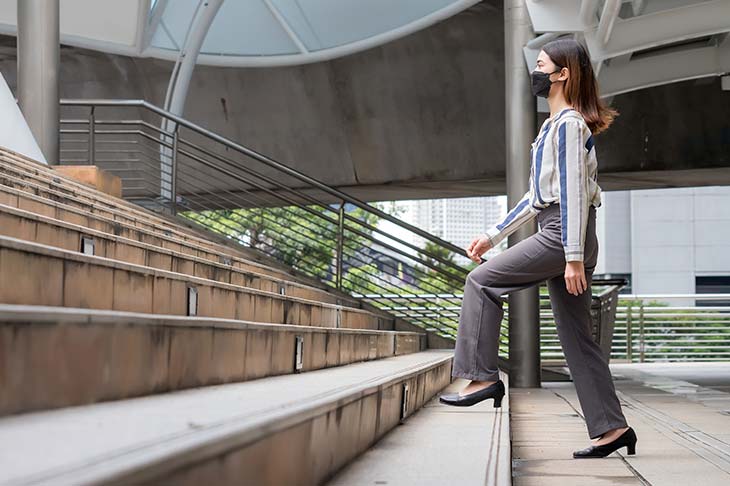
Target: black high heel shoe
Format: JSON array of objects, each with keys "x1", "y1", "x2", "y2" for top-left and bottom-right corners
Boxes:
[
  {"x1": 439, "y1": 380, "x2": 505, "y2": 407},
  {"x1": 572, "y1": 426, "x2": 637, "y2": 458}
]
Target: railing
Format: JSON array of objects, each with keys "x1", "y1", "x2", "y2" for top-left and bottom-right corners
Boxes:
[
  {"x1": 399, "y1": 290, "x2": 730, "y2": 362},
  {"x1": 61, "y1": 100, "x2": 636, "y2": 342},
  {"x1": 57, "y1": 99, "x2": 636, "y2": 346},
  {"x1": 59, "y1": 99, "x2": 477, "y2": 339},
  {"x1": 541, "y1": 293, "x2": 730, "y2": 363}
]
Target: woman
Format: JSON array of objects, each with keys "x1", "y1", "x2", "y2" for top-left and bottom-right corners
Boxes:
[{"x1": 439, "y1": 38, "x2": 637, "y2": 459}]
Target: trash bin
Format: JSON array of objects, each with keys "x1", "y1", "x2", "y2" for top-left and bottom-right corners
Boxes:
[{"x1": 589, "y1": 278, "x2": 628, "y2": 363}]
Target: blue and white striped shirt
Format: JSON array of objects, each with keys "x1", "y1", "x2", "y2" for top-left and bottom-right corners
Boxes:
[{"x1": 484, "y1": 107, "x2": 602, "y2": 262}]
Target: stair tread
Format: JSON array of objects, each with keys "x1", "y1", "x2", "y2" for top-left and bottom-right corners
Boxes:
[
  {"x1": 0, "y1": 161, "x2": 299, "y2": 278},
  {"x1": 0, "y1": 234, "x2": 379, "y2": 316},
  {"x1": 0, "y1": 303, "x2": 419, "y2": 335},
  {"x1": 0, "y1": 201, "x2": 363, "y2": 309},
  {"x1": 0, "y1": 171, "x2": 283, "y2": 268},
  {"x1": 0, "y1": 349, "x2": 452, "y2": 486},
  {"x1": 1, "y1": 164, "x2": 371, "y2": 308},
  {"x1": 327, "y1": 372, "x2": 510, "y2": 486}
]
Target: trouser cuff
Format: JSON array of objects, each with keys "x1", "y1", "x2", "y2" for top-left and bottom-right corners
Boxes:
[{"x1": 452, "y1": 369, "x2": 501, "y2": 382}]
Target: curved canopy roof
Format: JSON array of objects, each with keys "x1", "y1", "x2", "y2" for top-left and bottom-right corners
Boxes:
[{"x1": 0, "y1": 0, "x2": 481, "y2": 67}]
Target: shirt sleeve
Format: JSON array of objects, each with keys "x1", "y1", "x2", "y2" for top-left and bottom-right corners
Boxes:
[
  {"x1": 484, "y1": 189, "x2": 538, "y2": 248},
  {"x1": 556, "y1": 118, "x2": 590, "y2": 262}
]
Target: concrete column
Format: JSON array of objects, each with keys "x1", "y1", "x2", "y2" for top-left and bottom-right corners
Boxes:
[
  {"x1": 504, "y1": 0, "x2": 540, "y2": 388},
  {"x1": 17, "y1": 0, "x2": 60, "y2": 165}
]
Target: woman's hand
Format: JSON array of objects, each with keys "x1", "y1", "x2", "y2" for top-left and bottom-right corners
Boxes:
[
  {"x1": 466, "y1": 235, "x2": 493, "y2": 264},
  {"x1": 564, "y1": 261, "x2": 587, "y2": 295}
]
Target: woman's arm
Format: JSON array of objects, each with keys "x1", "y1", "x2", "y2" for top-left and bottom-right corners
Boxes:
[
  {"x1": 556, "y1": 118, "x2": 591, "y2": 262},
  {"x1": 484, "y1": 189, "x2": 538, "y2": 248}
]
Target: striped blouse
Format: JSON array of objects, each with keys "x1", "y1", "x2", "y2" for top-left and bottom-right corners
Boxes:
[{"x1": 484, "y1": 107, "x2": 602, "y2": 262}]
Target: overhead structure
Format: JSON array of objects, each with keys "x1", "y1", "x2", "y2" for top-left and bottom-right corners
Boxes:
[
  {"x1": 524, "y1": 0, "x2": 730, "y2": 103},
  {"x1": 1, "y1": 1, "x2": 725, "y2": 102},
  {"x1": 0, "y1": 0, "x2": 482, "y2": 67}
]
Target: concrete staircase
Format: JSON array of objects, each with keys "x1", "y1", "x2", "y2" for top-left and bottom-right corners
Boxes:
[
  {"x1": 0, "y1": 148, "x2": 511, "y2": 485},
  {"x1": 0, "y1": 149, "x2": 509, "y2": 485}
]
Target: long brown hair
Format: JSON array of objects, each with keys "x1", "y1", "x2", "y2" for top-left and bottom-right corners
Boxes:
[{"x1": 542, "y1": 38, "x2": 618, "y2": 135}]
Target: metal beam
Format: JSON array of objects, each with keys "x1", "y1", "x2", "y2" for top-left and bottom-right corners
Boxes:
[
  {"x1": 585, "y1": 0, "x2": 730, "y2": 61},
  {"x1": 263, "y1": 0, "x2": 309, "y2": 54},
  {"x1": 596, "y1": 0, "x2": 621, "y2": 46},
  {"x1": 165, "y1": 0, "x2": 224, "y2": 117},
  {"x1": 631, "y1": 0, "x2": 648, "y2": 17},
  {"x1": 598, "y1": 43, "x2": 730, "y2": 97},
  {"x1": 580, "y1": 0, "x2": 600, "y2": 26},
  {"x1": 161, "y1": 0, "x2": 223, "y2": 203},
  {"x1": 142, "y1": 0, "x2": 169, "y2": 53}
]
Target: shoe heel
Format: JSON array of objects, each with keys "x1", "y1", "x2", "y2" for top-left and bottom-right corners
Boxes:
[
  {"x1": 627, "y1": 442, "x2": 636, "y2": 455},
  {"x1": 493, "y1": 395, "x2": 503, "y2": 408}
]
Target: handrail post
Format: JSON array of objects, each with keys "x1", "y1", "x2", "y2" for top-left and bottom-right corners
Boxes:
[
  {"x1": 638, "y1": 301, "x2": 645, "y2": 363},
  {"x1": 626, "y1": 300, "x2": 633, "y2": 363},
  {"x1": 88, "y1": 106, "x2": 95, "y2": 165},
  {"x1": 336, "y1": 200, "x2": 345, "y2": 290},
  {"x1": 170, "y1": 126, "x2": 179, "y2": 216}
]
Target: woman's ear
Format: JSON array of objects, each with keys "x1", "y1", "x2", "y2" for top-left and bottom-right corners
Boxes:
[{"x1": 559, "y1": 67, "x2": 569, "y2": 82}]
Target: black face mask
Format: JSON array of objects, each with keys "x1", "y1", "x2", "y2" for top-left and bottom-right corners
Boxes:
[{"x1": 531, "y1": 68, "x2": 563, "y2": 98}]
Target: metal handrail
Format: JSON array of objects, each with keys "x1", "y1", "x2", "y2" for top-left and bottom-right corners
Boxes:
[
  {"x1": 60, "y1": 116, "x2": 469, "y2": 279},
  {"x1": 57, "y1": 100, "x2": 476, "y2": 337},
  {"x1": 59, "y1": 99, "x2": 471, "y2": 259},
  {"x1": 55, "y1": 99, "x2": 638, "y2": 342}
]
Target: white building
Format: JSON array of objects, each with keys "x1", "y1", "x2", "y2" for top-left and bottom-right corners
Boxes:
[
  {"x1": 400, "y1": 196, "x2": 505, "y2": 265},
  {"x1": 596, "y1": 186, "x2": 730, "y2": 306}
]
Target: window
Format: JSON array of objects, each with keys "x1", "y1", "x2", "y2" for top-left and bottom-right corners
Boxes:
[{"x1": 696, "y1": 276, "x2": 730, "y2": 307}]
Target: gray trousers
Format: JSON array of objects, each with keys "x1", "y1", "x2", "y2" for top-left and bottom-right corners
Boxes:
[{"x1": 452, "y1": 203, "x2": 628, "y2": 439}]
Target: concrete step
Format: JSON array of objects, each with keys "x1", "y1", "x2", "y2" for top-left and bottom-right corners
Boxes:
[
  {"x1": 0, "y1": 154, "x2": 453, "y2": 349},
  {"x1": 0, "y1": 180, "x2": 368, "y2": 307},
  {"x1": 326, "y1": 373, "x2": 511, "y2": 486},
  {"x1": 0, "y1": 152, "x2": 337, "y2": 287},
  {"x1": 0, "y1": 349, "x2": 454, "y2": 486},
  {"x1": 0, "y1": 304, "x2": 425, "y2": 416},
  {"x1": 2, "y1": 149, "x2": 159, "y2": 218},
  {"x1": 0, "y1": 155, "x2": 324, "y2": 280},
  {"x1": 0, "y1": 201, "x2": 363, "y2": 309},
  {"x1": 0, "y1": 154, "x2": 240, "y2": 258},
  {"x1": 3, "y1": 149, "x2": 254, "y2": 248},
  {"x1": 0, "y1": 235, "x2": 400, "y2": 332},
  {"x1": 0, "y1": 173, "x2": 302, "y2": 284},
  {"x1": 2, "y1": 151, "x2": 373, "y2": 292}
]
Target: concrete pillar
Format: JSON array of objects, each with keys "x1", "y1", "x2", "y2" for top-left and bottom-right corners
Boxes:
[
  {"x1": 504, "y1": 0, "x2": 540, "y2": 388},
  {"x1": 17, "y1": 0, "x2": 60, "y2": 165}
]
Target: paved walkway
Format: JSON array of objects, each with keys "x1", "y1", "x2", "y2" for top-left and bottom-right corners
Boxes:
[{"x1": 511, "y1": 362, "x2": 730, "y2": 485}]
